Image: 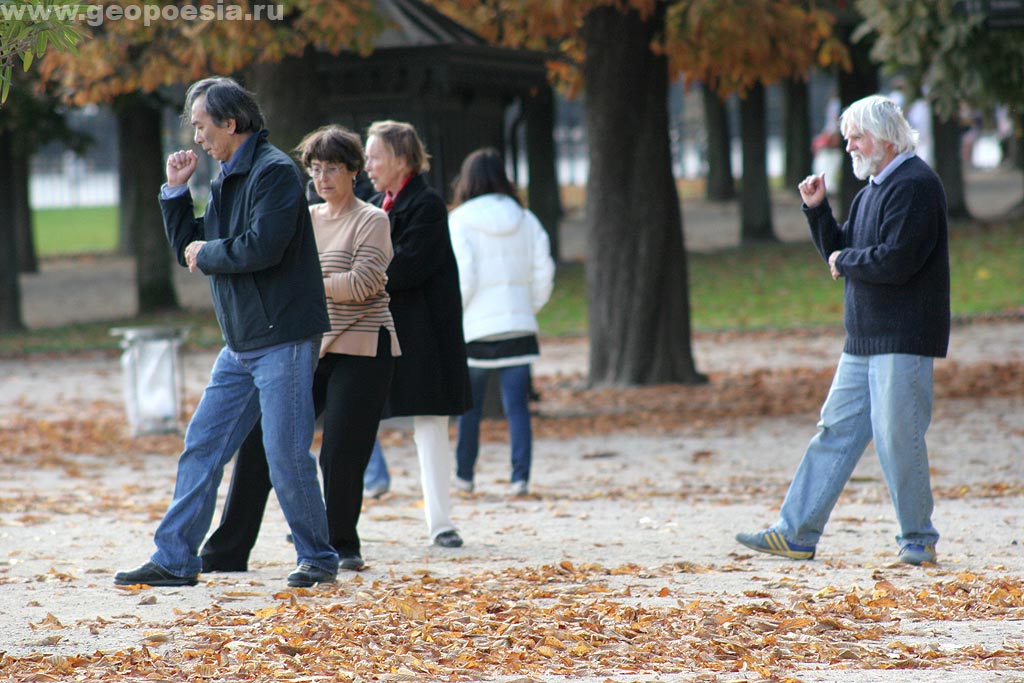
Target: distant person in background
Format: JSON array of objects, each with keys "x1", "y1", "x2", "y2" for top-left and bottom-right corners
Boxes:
[
  {"x1": 364, "y1": 120, "x2": 471, "y2": 548},
  {"x1": 115, "y1": 76, "x2": 338, "y2": 589},
  {"x1": 447, "y1": 148, "x2": 555, "y2": 497},
  {"x1": 736, "y1": 94, "x2": 949, "y2": 567},
  {"x1": 888, "y1": 79, "x2": 933, "y2": 168},
  {"x1": 812, "y1": 91, "x2": 843, "y2": 192},
  {"x1": 959, "y1": 102, "x2": 983, "y2": 167},
  {"x1": 200, "y1": 125, "x2": 398, "y2": 573},
  {"x1": 995, "y1": 105, "x2": 1015, "y2": 168}
]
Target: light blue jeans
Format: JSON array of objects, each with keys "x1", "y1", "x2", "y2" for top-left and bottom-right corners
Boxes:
[
  {"x1": 363, "y1": 439, "x2": 390, "y2": 490},
  {"x1": 774, "y1": 353, "x2": 939, "y2": 549},
  {"x1": 152, "y1": 339, "x2": 338, "y2": 576}
]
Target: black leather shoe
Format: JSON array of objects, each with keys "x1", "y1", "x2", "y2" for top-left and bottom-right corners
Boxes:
[
  {"x1": 287, "y1": 562, "x2": 337, "y2": 587},
  {"x1": 114, "y1": 561, "x2": 198, "y2": 587},
  {"x1": 339, "y1": 553, "x2": 366, "y2": 571},
  {"x1": 433, "y1": 530, "x2": 464, "y2": 548},
  {"x1": 200, "y1": 556, "x2": 247, "y2": 573}
]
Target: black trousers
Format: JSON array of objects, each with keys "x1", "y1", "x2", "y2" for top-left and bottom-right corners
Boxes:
[{"x1": 200, "y1": 331, "x2": 393, "y2": 567}]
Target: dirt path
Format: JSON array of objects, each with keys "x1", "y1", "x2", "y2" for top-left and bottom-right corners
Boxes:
[
  {"x1": 3, "y1": 169, "x2": 1023, "y2": 680},
  {"x1": 1, "y1": 319, "x2": 1023, "y2": 681}
]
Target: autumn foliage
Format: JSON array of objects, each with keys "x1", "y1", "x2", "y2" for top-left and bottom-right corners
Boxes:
[{"x1": 38, "y1": 0, "x2": 381, "y2": 105}]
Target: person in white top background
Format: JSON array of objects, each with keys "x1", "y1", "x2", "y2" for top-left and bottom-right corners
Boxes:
[{"x1": 447, "y1": 147, "x2": 556, "y2": 497}]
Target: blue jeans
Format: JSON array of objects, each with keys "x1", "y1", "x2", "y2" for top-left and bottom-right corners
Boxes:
[
  {"x1": 455, "y1": 364, "x2": 532, "y2": 484},
  {"x1": 363, "y1": 438, "x2": 390, "y2": 490},
  {"x1": 152, "y1": 340, "x2": 338, "y2": 576},
  {"x1": 774, "y1": 353, "x2": 939, "y2": 549}
]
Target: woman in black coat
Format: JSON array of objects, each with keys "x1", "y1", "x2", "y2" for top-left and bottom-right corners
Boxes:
[{"x1": 365, "y1": 120, "x2": 471, "y2": 548}]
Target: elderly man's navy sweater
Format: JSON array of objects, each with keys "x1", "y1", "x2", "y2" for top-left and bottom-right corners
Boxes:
[{"x1": 803, "y1": 155, "x2": 950, "y2": 358}]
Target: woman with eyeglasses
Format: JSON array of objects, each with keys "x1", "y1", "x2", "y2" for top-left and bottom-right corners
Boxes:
[{"x1": 200, "y1": 125, "x2": 399, "y2": 572}]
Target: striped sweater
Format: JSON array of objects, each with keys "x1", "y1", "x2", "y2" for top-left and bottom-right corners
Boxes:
[{"x1": 311, "y1": 200, "x2": 401, "y2": 358}]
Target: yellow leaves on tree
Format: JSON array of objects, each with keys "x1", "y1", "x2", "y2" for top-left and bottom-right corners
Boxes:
[
  {"x1": 37, "y1": 0, "x2": 380, "y2": 105},
  {"x1": 667, "y1": 0, "x2": 850, "y2": 97},
  {"x1": 432, "y1": 0, "x2": 848, "y2": 97}
]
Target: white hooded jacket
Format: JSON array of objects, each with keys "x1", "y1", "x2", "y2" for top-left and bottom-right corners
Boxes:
[{"x1": 448, "y1": 193, "x2": 555, "y2": 344}]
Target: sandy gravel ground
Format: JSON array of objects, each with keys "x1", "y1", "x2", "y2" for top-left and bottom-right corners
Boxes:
[
  {"x1": 1, "y1": 320, "x2": 1023, "y2": 682},
  {"x1": 2, "y1": 167, "x2": 1022, "y2": 680}
]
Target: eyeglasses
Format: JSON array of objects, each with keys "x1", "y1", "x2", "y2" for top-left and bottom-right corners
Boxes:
[{"x1": 307, "y1": 164, "x2": 344, "y2": 177}]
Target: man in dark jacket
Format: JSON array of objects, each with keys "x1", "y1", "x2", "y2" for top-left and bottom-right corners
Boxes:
[
  {"x1": 114, "y1": 77, "x2": 338, "y2": 589},
  {"x1": 736, "y1": 94, "x2": 949, "y2": 567}
]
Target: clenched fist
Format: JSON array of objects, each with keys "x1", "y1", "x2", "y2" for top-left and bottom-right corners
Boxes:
[
  {"x1": 798, "y1": 173, "x2": 827, "y2": 208},
  {"x1": 166, "y1": 150, "x2": 199, "y2": 187}
]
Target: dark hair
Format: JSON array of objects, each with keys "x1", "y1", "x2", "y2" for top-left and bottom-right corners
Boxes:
[
  {"x1": 452, "y1": 147, "x2": 520, "y2": 206},
  {"x1": 182, "y1": 77, "x2": 264, "y2": 133},
  {"x1": 294, "y1": 125, "x2": 365, "y2": 174},
  {"x1": 366, "y1": 120, "x2": 430, "y2": 173}
]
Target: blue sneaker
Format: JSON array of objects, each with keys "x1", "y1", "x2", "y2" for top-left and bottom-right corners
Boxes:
[
  {"x1": 736, "y1": 529, "x2": 816, "y2": 560},
  {"x1": 898, "y1": 543, "x2": 936, "y2": 566}
]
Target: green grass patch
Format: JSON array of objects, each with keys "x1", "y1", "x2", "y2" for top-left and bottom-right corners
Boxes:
[
  {"x1": 0, "y1": 309, "x2": 223, "y2": 357},
  {"x1": 3, "y1": 215, "x2": 1021, "y2": 356},
  {"x1": 948, "y1": 221, "x2": 1024, "y2": 314},
  {"x1": 536, "y1": 218, "x2": 1023, "y2": 337},
  {"x1": 536, "y1": 263, "x2": 588, "y2": 337},
  {"x1": 33, "y1": 206, "x2": 119, "y2": 256}
]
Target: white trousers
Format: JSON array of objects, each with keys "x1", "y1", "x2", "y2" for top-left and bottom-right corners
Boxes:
[{"x1": 413, "y1": 415, "x2": 457, "y2": 539}]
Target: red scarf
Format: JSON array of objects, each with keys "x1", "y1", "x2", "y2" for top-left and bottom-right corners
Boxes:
[{"x1": 381, "y1": 173, "x2": 416, "y2": 213}]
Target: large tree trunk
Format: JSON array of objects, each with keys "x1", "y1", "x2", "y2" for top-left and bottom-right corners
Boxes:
[
  {"x1": 932, "y1": 113, "x2": 971, "y2": 220},
  {"x1": 116, "y1": 95, "x2": 180, "y2": 314},
  {"x1": 523, "y1": 83, "x2": 563, "y2": 262},
  {"x1": 244, "y1": 47, "x2": 323, "y2": 162},
  {"x1": 739, "y1": 82, "x2": 775, "y2": 243},
  {"x1": 12, "y1": 136, "x2": 37, "y2": 273},
  {"x1": 0, "y1": 129, "x2": 25, "y2": 332},
  {"x1": 836, "y1": 24, "x2": 877, "y2": 221},
  {"x1": 582, "y1": 2, "x2": 704, "y2": 386},
  {"x1": 783, "y1": 77, "x2": 812, "y2": 191},
  {"x1": 702, "y1": 84, "x2": 735, "y2": 201}
]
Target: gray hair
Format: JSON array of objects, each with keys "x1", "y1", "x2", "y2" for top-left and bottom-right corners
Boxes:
[
  {"x1": 366, "y1": 120, "x2": 430, "y2": 173},
  {"x1": 182, "y1": 77, "x2": 264, "y2": 133},
  {"x1": 840, "y1": 95, "x2": 918, "y2": 154}
]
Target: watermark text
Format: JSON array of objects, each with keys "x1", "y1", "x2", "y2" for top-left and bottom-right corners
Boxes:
[{"x1": 0, "y1": 2, "x2": 285, "y2": 28}]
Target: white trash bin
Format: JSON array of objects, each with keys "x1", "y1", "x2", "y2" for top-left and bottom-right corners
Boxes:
[{"x1": 111, "y1": 326, "x2": 189, "y2": 436}]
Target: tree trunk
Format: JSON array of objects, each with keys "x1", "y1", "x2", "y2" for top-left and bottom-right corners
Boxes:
[
  {"x1": 702, "y1": 84, "x2": 735, "y2": 201},
  {"x1": 783, "y1": 77, "x2": 811, "y2": 191},
  {"x1": 523, "y1": 83, "x2": 563, "y2": 262},
  {"x1": 739, "y1": 82, "x2": 775, "y2": 243},
  {"x1": 932, "y1": 113, "x2": 970, "y2": 220},
  {"x1": 116, "y1": 95, "x2": 180, "y2": 314},
  {"x1": 12, "y1": 137, "x2": 37, "y2": 273},
  {"x1": 0, "y1": 129, "x2": 25, "y2": 332},
  {"x1": 243, "y1": 47, "x2": 323, "y2": 162},
  {"x1": 582, "y1": 2, "x2": 704, "y2": 386},
  {"x1": 836, "y1": 25, "x2": 877, "y2": 221}
]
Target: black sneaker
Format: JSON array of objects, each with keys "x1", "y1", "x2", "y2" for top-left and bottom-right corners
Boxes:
[
  {"x1": 287, "y1": 562, "x2": 337, "y2": 587},
  {"x1": 114, "y1": 561, "x2": 198, "y2": 587},
  {"x1": 433, "y1": 530, "x2": 464, "y2": 548},
  {"x1": 339, "y1": 553, "x2": 366, "y2": 571}
]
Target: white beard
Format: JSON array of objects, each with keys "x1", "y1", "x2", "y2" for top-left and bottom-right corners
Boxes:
[{"x1": 851, "y1": 148, "x2": 885, "y2": 180}]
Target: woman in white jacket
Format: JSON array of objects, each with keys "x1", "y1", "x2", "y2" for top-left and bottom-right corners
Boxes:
[{"x1": 448, "y1": 148, "x2": 555, "y2": 496}]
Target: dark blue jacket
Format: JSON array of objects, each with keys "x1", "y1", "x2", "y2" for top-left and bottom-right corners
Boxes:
[
  {"x1": 161, "y1": 130, "x2": 329, "y2": 351},
  {"x1": 804, "y1": 155, "x2": 950, "y2": 358}
]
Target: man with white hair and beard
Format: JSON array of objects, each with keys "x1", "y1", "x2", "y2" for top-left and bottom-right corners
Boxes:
[{"x1": 736, "y1": 94, "x2": 950, "y2": 566}]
